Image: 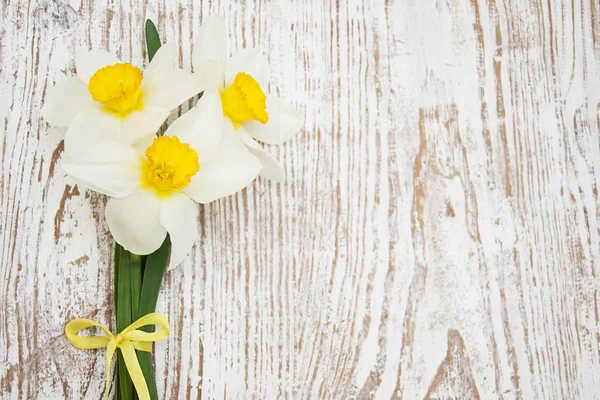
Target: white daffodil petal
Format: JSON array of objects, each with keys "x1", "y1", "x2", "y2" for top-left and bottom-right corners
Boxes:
[
  {"x1": 142, "y1": 69, "x2": 203, "y2": 111},
  {"x1": 61, "y1": 142, "x2": 140, "y2": 198},
  {"x1": 160, "y1": 193, "x2": 199, "y2": 271},
  {"x1": 224, "y1": 48, "x2": 270, "y2": 88},
  {"x1": 41, "y1": 77, "x2": 95, "y2": 127},
  {"x1": 182, "y1": 123, "x2": 261, "y2": 203},
  {"x1": 243, "y1": 96, "x2": 303, "y2": 145},
  {"x1": 237, "y1": 128, "x2": 285, "y2": 182},
  {"x1": 193, "y1": 14, "x2": 227, "y2": 74},
  {"x1": 132, "y1": 135, "x2": 155, "y2": 157},
  {"x1": 121, "y1": 109, "x2": 170, "y2": 146},
  {"x1": 105, "y1": 189, "x2": 167, "y2": 255},
  {"x1": 63, "y1": 108, "x2": 120, "y2": 154},
  {"x1": 255, "y1": 149, "x2": 286, "y2": 182},
  {"x1": 249, "y1": 146, "x2": 286, "y2": 182},
  {"x1": 143, "y1": 42, "x2": 177, "y2": 81},
  {"x1": 165, "y1": 91, "x2": 223, "y2": 162},
  {"x1": 76, "y1": 49, "x2": 120, "y2": 84},
  {"x1": 236, "y1": 127, "x2": 262, "y2": 149}
]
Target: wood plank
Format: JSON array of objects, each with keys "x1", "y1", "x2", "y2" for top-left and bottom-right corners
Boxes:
[{"x1": 1, "y1": 0, "x2": 599, "y2": 398}]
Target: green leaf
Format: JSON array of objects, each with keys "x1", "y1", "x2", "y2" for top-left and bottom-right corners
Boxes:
[
  {"x1": 116, "y1": 247, "x2": 136, "y2": 400},
  {"x1": 129, "y1": 254, "x2": 142, "y2": 400},
  {"x1": 136, "y1": 236, "x2": 171, "y2": 400},
  {"x1": 113, "y1": 244, "x2": 121, "y2": 400},
  {"x1": 145, "y1": 19, "x2": 161, "y2": 62},
  {"x1": 138, "y1": 237, "x2": 170, "y2": 320},
  {"x1": 114, "y1": 372, "x2": 120, "y2": 400},
  {"x1": 130, "y1": 254, "x2": 142, "y2": 321},
  {"x1": 140, "y1": 255, "x2": 147, "y2": 281},
  {"x1": 114, "y1": 244, "x2": 121, "y2": 311},
  {"x1": 115, "y1": 248, "x2": 143, "y2": 399}
]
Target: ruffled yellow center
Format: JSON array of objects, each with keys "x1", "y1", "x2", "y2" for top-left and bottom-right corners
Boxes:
[
  {"x1": 142, "y1": 136, "x2": 200, "y2": 194},
  {"x1": 88, "y1": 63, "x2": 143, "y2": 116},
  {"x1": 220, "y1": 72, "x2": 268, "y2": 126}
]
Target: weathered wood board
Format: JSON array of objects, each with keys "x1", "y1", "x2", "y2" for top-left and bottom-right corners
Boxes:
[{"x1": 1, "y1": 0, "x2": 600, "y2": 398}]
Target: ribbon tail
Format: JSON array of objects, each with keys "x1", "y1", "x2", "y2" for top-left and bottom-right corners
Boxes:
[
  {"x1": 105, "y1": 340, "x2": 117, "y2": 400},
  {"x1": 120, "y1": 342, "x2": 150, "y2": 400}
]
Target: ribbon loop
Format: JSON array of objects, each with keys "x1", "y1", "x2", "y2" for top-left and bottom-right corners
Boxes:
[
  {"x1": 65, "y1": 312, "x2": 170, "y2": 400},
  {"x1": 65, "y1": 318, "x2": 115, "y2": 349},
  {"x1": 123, "y1": 312, "x2": 169, "y2": 334},
  {"x1": 131, "y1": 341, "x2": 153, "y2": 352}
]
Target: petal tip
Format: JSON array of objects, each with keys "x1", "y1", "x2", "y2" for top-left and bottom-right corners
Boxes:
[{"x1": 166, "y1": 259, "x2": 179, "y2": 271}]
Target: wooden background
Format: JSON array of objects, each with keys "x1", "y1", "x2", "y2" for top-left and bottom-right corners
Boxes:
[{"x1": 1, "y1": 0, "x2": 600, "y2": 398}]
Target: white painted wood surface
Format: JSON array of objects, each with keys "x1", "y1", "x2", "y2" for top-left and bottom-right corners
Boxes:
[{"x1": 1, "y1": 0, "x2": 600, "y2": 398}]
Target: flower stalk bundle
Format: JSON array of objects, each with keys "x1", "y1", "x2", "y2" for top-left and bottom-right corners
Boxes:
[{"x1": 42, "y1": 16, "x2": 302, "y2": 400}]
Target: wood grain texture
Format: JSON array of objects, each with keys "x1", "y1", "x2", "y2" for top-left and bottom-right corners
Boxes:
[{"x1": 1, "y1": 0, "x2": 599, "y2": 398}]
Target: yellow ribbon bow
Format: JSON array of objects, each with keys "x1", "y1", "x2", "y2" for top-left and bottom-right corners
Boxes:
[{"x1": 65, "y1": 312, "x2": 170, "y2": 400}]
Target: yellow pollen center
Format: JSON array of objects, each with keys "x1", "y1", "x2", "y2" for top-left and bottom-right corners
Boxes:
[
  {"x1": 143, "y1": 136, "x2": 200, "y2": 194},
  {"x1": 220, "y1": 72, "x2": 268, "y2": 126},
  {"x1": 88, "y1": 63, "x2": 143, "y2": 116}
]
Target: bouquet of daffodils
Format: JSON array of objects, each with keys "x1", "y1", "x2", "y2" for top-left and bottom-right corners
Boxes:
[{"x1": 42, "y1": 16, "x2": 301, "y2": 400}]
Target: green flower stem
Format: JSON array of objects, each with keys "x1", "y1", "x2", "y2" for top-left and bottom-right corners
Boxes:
[
  {"x1": 135, "y1": 237, "x2": 171, "y2": 400},
  {"x1": 114, "y1": 240, "x2": 168, "y2": 400},
  {"x1": 130, "y1": 255, "x2": 142, "y2": 323},
  {"x1": 114, "y1": 246, "x2": 121, "y2": 400},
  {"x1": 129, "y1": 254, "x2": 142, "y2": 400},
  {"x1": 115, "y1": 245, "x2": 141, "y2": 400}
]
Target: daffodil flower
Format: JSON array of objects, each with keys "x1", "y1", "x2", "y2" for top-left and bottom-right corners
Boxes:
[
  {"x1": 191, "y1": 15, "x2": 303, "y2": 182},
  {"x1": 42, "y1": 43, "x2": 203, "y2": 153},
  {"x1": 61, "y1": 96, "x2": 261, "y2": 270}
]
